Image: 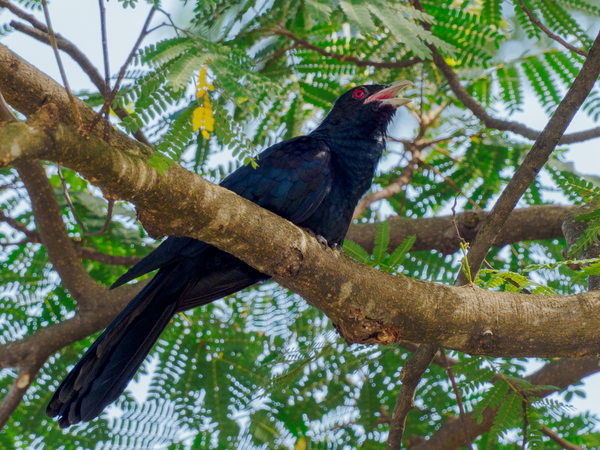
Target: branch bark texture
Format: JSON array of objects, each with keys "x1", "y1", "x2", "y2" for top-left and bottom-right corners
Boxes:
[{"x1": 346, "y1": 205, "x2": 573, "y2": 255}]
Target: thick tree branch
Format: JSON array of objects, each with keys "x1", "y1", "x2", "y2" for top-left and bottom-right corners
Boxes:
[
  {"x1": 346, "y1": 205, "x2": 574, "y2": 255},
  {"x1": 3, "y1": 43, "x2": 600, "y2": 359},
  {"x1": 0, "y1": 43, "x2": 144, "y2": 151},
  {"x1": 455, "y1": 30, "x2": 600, "y2": 285},
  {"x1": 4, "y1": 108, "x2": 600, "y2": 358},
  {"x1": 15, "y1": 160, "x2": 107, "y2": 307}
]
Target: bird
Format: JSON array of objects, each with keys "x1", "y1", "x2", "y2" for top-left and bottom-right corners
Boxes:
[{"x1": 46, "y1": 80, "x2": 411, "y2": 428}]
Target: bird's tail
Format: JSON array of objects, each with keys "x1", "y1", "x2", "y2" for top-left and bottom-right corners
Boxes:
[{"x1": 46, "y1": 265, "x2": 186, "y2": 428}]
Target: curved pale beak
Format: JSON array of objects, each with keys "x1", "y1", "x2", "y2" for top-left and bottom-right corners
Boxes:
[{"x1": 364, "y1": 80, "x2": 412, "y2": 108}]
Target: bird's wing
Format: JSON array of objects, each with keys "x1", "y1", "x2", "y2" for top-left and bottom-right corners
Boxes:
[
  {"x1": 111, "y1": 136, "x2": 332, "y2": 289},
  {"x1": 221, "y1": 136, "x2": 332, "y2": 224}
]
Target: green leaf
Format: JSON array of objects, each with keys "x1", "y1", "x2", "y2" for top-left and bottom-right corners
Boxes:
[
  {"x1": 372, "y1": 221, "x2": 390, "y2": 265},
  {"x1": 388, "y1": 235, "x2": 416, "y2": 268},
  {"x1": 339, "y1": 0, "x2": 376, "y2": 34},
  {"x1": 343, "y1": 240, "x2": 370, "y2": 262}
]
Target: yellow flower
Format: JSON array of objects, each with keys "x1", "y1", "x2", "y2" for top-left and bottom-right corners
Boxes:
[{"x1": 193, "y1": 64, "x2": 214, "y2": 139}]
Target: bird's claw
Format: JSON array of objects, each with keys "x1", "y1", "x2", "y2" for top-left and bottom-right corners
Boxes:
[
  {"x1": 302, "y1": 228, "x2": 328, "y2": 248},
  {"x1": 315, "y1": 234, "x2": 328, "y2": 247}
]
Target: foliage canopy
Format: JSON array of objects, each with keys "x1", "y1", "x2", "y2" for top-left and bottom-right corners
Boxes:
[{"x1": 1, "y1": 0, "x2": 600, "y2": 448}]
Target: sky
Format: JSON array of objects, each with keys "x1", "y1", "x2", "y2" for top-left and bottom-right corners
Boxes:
[{"x1": 1, "y1": 0, "x2": 600, "y2": 438}]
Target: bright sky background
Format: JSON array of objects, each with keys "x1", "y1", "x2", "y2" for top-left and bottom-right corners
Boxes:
[{"x1": 2, "y1": 0, "x2": 600, "y2": 434}]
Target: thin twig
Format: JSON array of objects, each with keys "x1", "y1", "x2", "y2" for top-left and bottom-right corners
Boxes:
[
  {"x1": 85, "y1": 7, "x2": 156, "y2": 135},
  {"x1": 40, "y1": 0, "x2": 82, "y2": 129},
  {"x1": 521, "y1": 400, "x2": 528, "y2": 449},
  {"x1": 387, "y1": 345, "x2": 438, "y2": 450},
  {"x1": 0, "y1": 0, "x2": 48, "y2": 32},
  {"x1": 0, "y1": 363, "x2": 42, "y2": 430},
  {"x1": 264, "y1": 27, "x2": 422, "y2": 69},
  {"x1": 9, "y1": 20, "x2": 152, "y2": 146},
  {"x1": 516, "y1": 0, "x2": 588, "y2": 57},
  {"x1": 440, "y1": 349, "x2": 473, "y2": 450},
  {"x1": 98, "y1": 0, "x2": 110, "y2": 141},
  {"x1": 482, "y1": 260, "x2": 533, "y2": 294},
  {"x1": 0, "y1": 209, "x2": 37, "y2": 240},
  {"x1": 409, "y1": 0, "x2": 600, "y2": 146},
  {"x1": 540, "y1": 425, "x2": 584, "y2": 450},
  {"x1": 399, "y1": 341, "x2": 459, "y2": 367},
  {"x1": 57, "y1": 166, "x2": 114, "y2": 237}
]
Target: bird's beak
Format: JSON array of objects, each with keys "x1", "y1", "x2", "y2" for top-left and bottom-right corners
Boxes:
[{"x1": 365, "y1": 80, "x2": 412, "y2": 108}]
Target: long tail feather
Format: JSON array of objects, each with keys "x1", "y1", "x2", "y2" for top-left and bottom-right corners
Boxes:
[{"x1": 46, "y1": 266, "x2": 184, "y2": 427}]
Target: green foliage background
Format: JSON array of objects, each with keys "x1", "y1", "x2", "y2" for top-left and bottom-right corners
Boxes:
[{"x1": 1, "y1": 0, "x2": 600, "y2": 448}]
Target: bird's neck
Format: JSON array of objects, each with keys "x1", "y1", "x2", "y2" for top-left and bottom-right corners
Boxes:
[{"x1": 315, "y1": 130, "x2": 387, "y2": 199}]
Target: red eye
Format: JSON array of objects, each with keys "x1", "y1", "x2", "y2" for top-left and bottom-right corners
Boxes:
[{"x1": 354, "y1": 89, "x2": 365, "y2": 99}]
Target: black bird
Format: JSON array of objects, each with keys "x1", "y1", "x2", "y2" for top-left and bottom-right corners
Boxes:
[{"x1": 46, "y1": 80, "x2": 411, "y2": 427}]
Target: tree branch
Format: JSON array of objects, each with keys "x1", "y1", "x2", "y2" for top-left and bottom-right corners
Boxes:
[
  {"x1": 540, "y1": 425, "x2": 585, "y2": 450},
  {"x1": 411, "y1": 356, "x2": 600, "y2": 450},
  {"x1": 0, "y1": 45, "x2": 141, "y2": 153},
  {"x1": 265, "y1": 27, "x2": 423, "y2": 69},
  {"x1": 516, "y1": 0, "x2": 588, "y2": 57},
  {"x1": 410, "y1": 0, "x2": 600, "y2": 145},
  {"x1": 4, "y1": 102, "x2": 600, "y2": 357},
  {"x1": 4, "y1": 44, "x2": 600, "y2": 358},
  {"x1": 8, "y1": 20, "x2": 151, "y2": 146},
  {"x1": 346, "y1": 205, "x2": 574, "y2": 255},
  {"x1": 14, "y1": 160, "x2": 107, "y2": 308},
  {"x1": 454, "y1": 29, "x2": 600, "y2": 285},
  {"x1": 0, "y1": 89, "x2": 143, "y2": 426},
  {"x1": 0, "y1": 362, "x2": 42, "y2": 430},
  {"x1": 387, "y1": 344, "x2": 437, "y2": 449}
]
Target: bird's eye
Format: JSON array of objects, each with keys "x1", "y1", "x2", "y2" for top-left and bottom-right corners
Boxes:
[{"x1": 354, "y1": 89, "x2": 365, "y2": 99}]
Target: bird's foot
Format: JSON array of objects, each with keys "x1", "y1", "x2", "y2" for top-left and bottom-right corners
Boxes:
[
  {"x1": 331, "y1": 243, "x2": 343, "y2": 253},
  {"x1": 303, "y1": 228, "x2": 329, "y2": 248}
]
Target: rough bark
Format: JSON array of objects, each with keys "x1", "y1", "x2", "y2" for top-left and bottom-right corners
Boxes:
[
  {"x1": 563, "y1": 204, "x2": 600, "y2": 291},
  {"x1": 346, "y1": 205, "x2": 573, "y2": 255}
]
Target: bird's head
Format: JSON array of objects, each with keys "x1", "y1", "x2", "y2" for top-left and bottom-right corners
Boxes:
[{"x1": 314, "y1": 80, "x2": 412, "y2": 141}]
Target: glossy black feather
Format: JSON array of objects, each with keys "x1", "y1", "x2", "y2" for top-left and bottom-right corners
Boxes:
[{"x1": 47, "y1": 83, "x2": 404, "y2": 427}]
